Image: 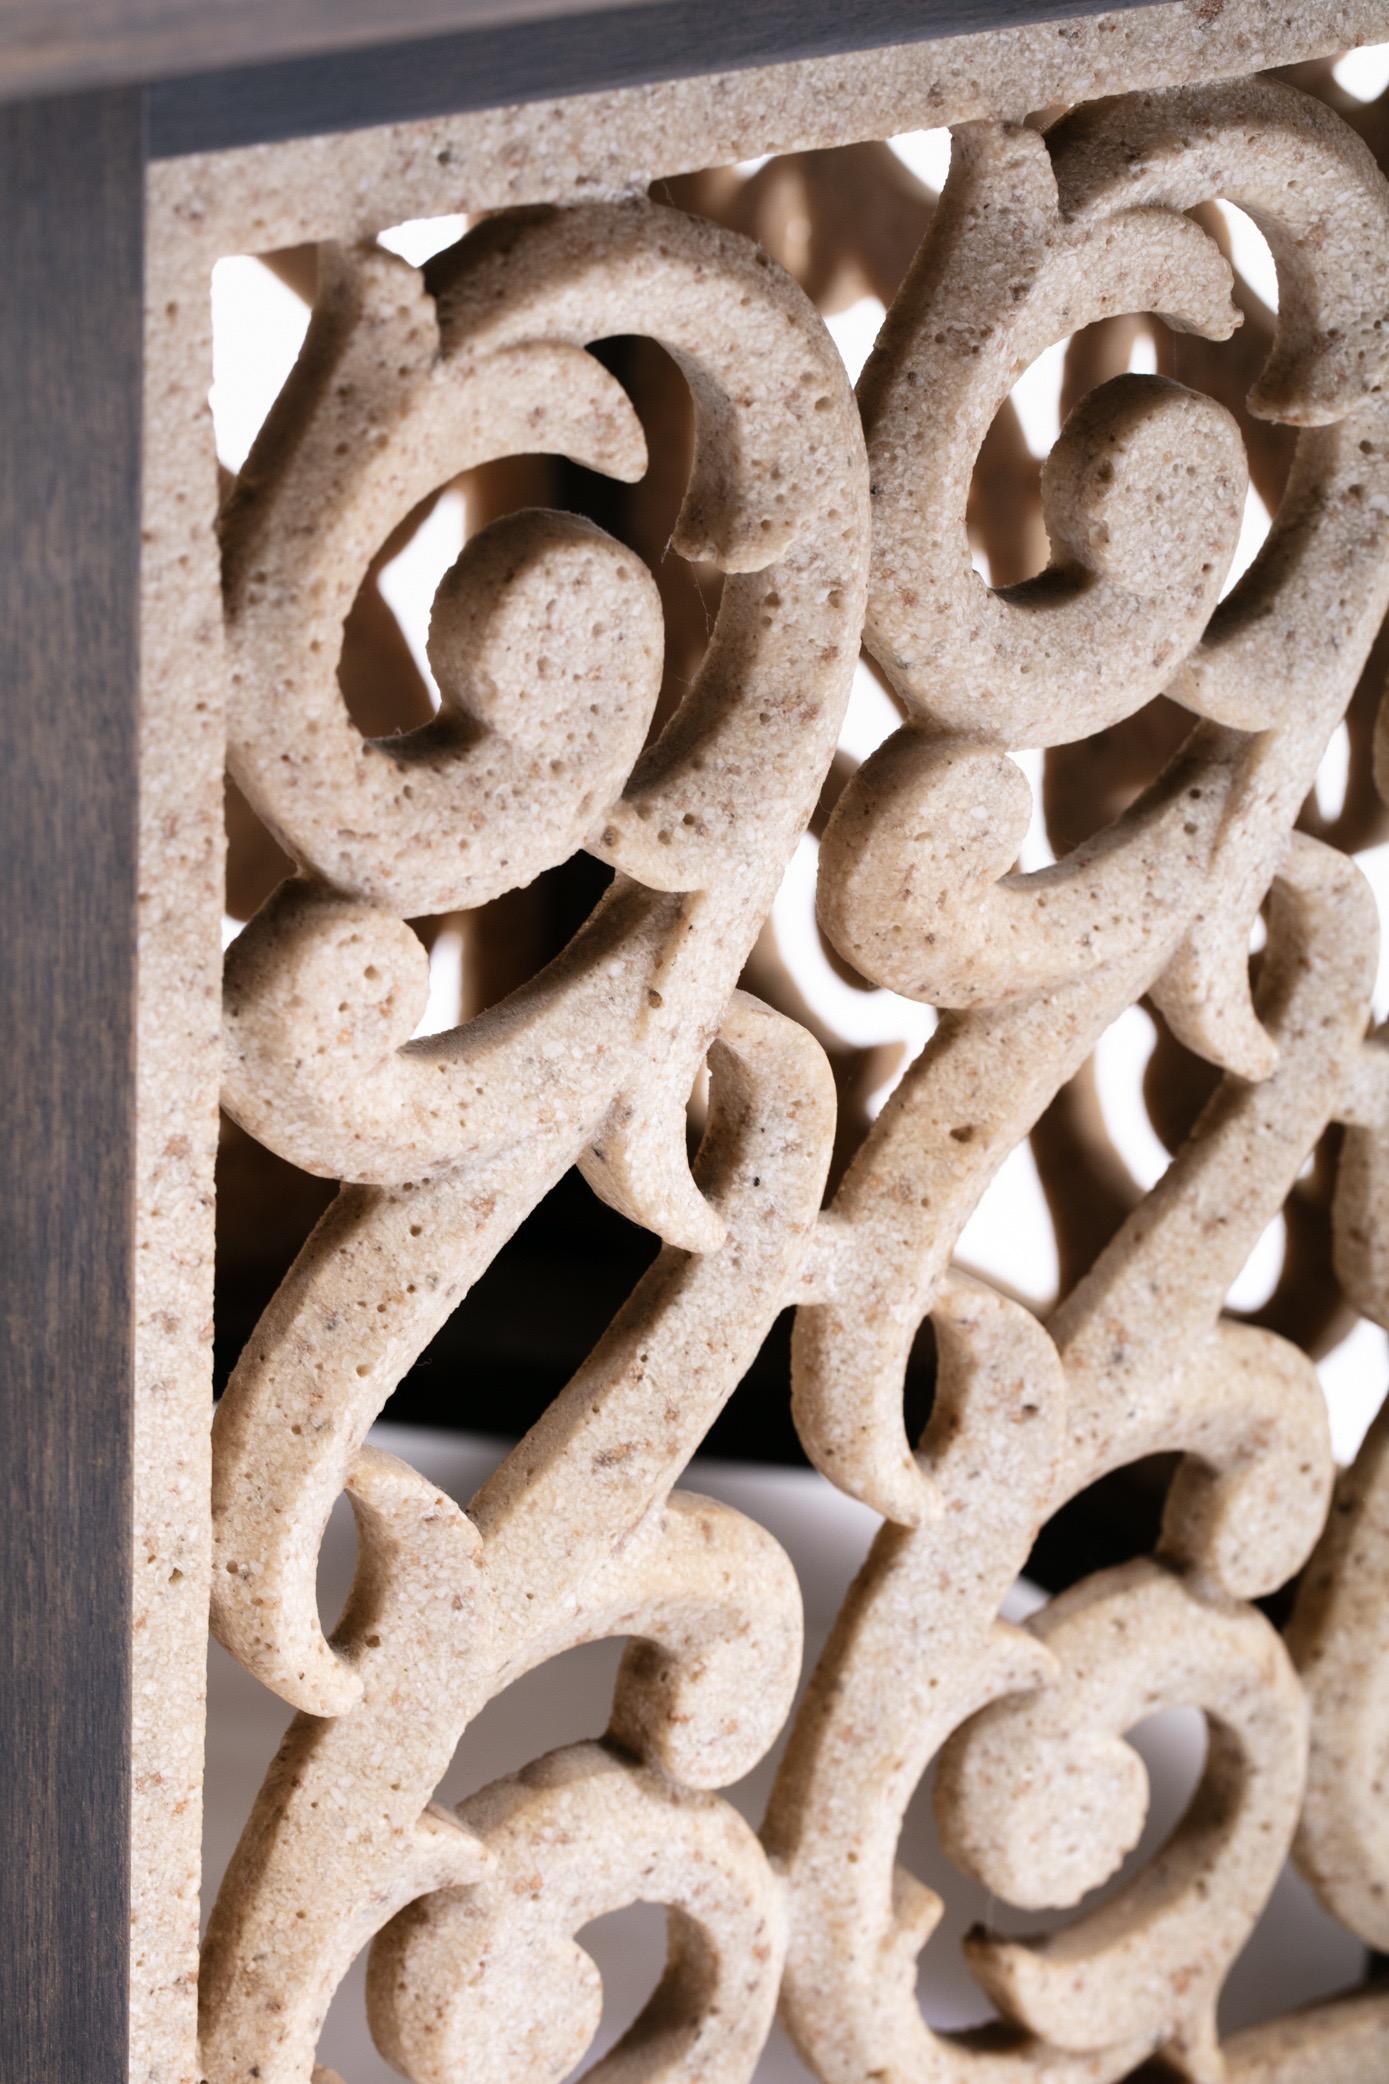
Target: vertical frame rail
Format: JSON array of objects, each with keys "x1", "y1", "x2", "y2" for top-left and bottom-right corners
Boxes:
[{"x1": 0, "y1": 86, "x2": 144, "y2": 2083}]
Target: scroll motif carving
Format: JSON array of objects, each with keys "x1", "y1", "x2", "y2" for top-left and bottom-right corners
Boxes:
[
  {"x1": 771, "y1": 75, "x2": 1389, "y2": 2084},
  {"x1": 204, "y1": 193, "x2": 862, "y2": 2081},
  {"x1": 1290, "y1": 1083, "x2": 1389, "y2": 1957},
  {"x1": 203, "y1": 62, "x2": 1389, "y2": 2084}
]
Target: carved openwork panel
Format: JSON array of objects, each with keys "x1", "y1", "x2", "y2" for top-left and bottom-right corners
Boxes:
[{"x1": 140, "y1": 17, "x2": 1389, "y2": 2084}]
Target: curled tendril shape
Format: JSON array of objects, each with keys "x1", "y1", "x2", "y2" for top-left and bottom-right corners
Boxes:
[
  {"x1": 204, "y1": 74, "x2": 1389, "y2": 2084},
  {"x1": 202, "y1": 997, "x2": 832, "y2": 2080},
  {"x1": 795, "y1": 77, "x2": 1389, "y2": 1536}
]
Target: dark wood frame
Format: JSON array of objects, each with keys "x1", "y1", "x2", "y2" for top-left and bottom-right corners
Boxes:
[{"x1": 0, "y1": 84, "x2": 143, "y2": 2083}]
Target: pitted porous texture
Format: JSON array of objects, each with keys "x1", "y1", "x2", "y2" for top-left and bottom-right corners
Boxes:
[
  {"x1": 202, "y1": 193, "x2": 862, "y2": 2084},
  {"x1": 133, "y1": 10, "x2": 1389, "y2": 2084}
]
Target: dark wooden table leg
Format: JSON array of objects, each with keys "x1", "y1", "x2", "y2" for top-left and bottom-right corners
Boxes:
[{"x1": 0, "y1": 86, "x2": 144, "y2": 2082}]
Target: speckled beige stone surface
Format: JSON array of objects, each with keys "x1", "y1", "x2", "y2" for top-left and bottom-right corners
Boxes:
[
  {"x1": 151, "y1": 2, "x2": 1389, "y2": 257},
  {"x1": 131, "y1": 7, "x2": 1389, "y2": 2082},
  {"x1": 131, "y1": 219, "x2": 224, "y2": 2084}
]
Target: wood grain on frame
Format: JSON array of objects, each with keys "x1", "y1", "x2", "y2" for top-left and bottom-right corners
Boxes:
[
  {"x1": 0, "y1": 86, "x2": 143, "y2": 2083},
  {"x1": 0, "y1": 0, "x2": 651, "y2": 102}
]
